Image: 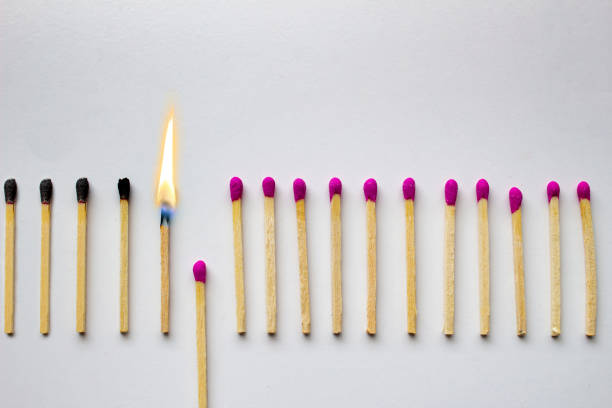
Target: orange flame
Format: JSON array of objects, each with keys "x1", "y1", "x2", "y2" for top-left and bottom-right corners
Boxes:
[{"x1": 156, "y1": 112, "x2": 176, "y2": 208}]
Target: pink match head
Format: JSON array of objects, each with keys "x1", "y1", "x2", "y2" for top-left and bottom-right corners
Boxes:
[
  {"x1": 509, "y1": 187, "x2": 523, "y2": 213},
  {"x1": 193, "y1": 260, "x2": 207, "y2": 283},
  {"x1": 293, "y1": 178, "x2": 306, "y2": 201},
  {"x1": 262, "y1": 177, "x2": 275, "y2": 198},
  {"x1": 363, "y1": 178, "x2": 377, "y2": 202},
  {"x1": 230, "y1": 177, "x2": 243, "y2": 201},
  {"x1": 577, "y1": 181, "x2": 590, "y2": 201},
  {"x1": 444, "y1": 179, "x2": 458, "y2": 206},
  {"x1": 403, "y1": 178, "x2": 415, "y2": 200},
  {"x1": 476, "y1": 179, "x2": 489, "y2": 201},
  {"x1": 547, "y1": 181, "x2": 560, "y2": 202},
  {"x1": 329, "y1": 177, "x2": 342, "y2": 200}
]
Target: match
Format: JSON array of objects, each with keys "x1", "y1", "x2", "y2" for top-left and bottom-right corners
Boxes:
[
  {"x1": 509, "y1": 187, "x2": 526, "y2": 336},
  {"x1": 443, "y1": 179, "x2": 457, "y2": 336},
  {"x1": 193, "y1": 260, "x2": 208, "y2": 408},
  {"x1": 329, "y1": 177, "x2": 342, "y2": 334},
  {"x1": 403, "y1": 178, "x2": 416, "y2": 334},
  {"x1": 293, "y1": 178, "x2": 311, "y2": 334},
  {"x1": 230, "y1": 177, "x2": 246, "y2": 334},
  {"x1": 577, "y1": 181, "x2": 597, "y2": 337},
  {"x1": 118, "y1": 178, "x2": 130, "y2": 333},
  {"x1": 76, "y1": 178, "x2": 89, "y2": 334},
  {"x1": 4, "y1": 179, "x2": 16, "y2": 335},
  {"x1": 547, "y1": 181, "x2": 561, "y2": 337},
  {"x1": 364, "y1": 178, "x2": 377, "y2": 335},
  {"x1": 263, "y1": 177, "x2": 277, "y2": 334},
  {"x1": 476, "y1": 179, "x2": 490, "y2": 336},
  {"x1": 40, "y1": 179, "x2": 53, "y2": 334}
]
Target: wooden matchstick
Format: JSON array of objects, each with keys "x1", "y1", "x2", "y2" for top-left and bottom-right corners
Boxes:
[
  {"x1": 476, "y1": 179, "x2": 490, "y2": 336},
  {"x1": 443, "y1": 179, "x2": 458, "y2": 336},
  {"x1": 509, "y1": 187, "x2": 526, "y2": 336},
  {"x1": 118, "y1": 178, "x2": 130, "y2": 333},
  {"x1": 76, "y1": 178, "x2": 89, "y2": 334},
  {"x1": 577, "y1": 181, "x2": 596, "y2": 337},
  {"x1": 547, "y1": 181, "x2": 561, "y2": 337},
  {"x1": 293, "y1": 179, "x2": 311, "y2": 334},
  {"x1": 4, "y1": 179, "x2": 17, "y2": 335},
  {"x1": 364, "y1": 178, "x2": 377, "y2": 335},
  {"x1": 262, "y1": 177, "x2": 277, "y2": 334},
  {"x1": 40, "y1": 179, "x2": 52, "y2": 334},
  {"x1": 230, "y1": 177, "x2": 246, "y2": 334},
  {"x1": 329, "y1": 178, "x2": 342, "y2": 334},
  {"x1": 193, "y1": 261, "x2": 208, "y2": 408},
  {"x1": 403, "y1": 178, "x2": 416, "y2": 334},
  {"x1": 161, "y1": 212, "x2": 170, "y2": 334}
]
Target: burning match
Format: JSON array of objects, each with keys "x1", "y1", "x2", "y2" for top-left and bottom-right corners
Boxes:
[
  {"x1": 443, "y1": 179, "x2": 457, "y2": 336},
  {"x1": 118, "y1": 178, "x2": 130, "y2": 333},
  {"x1": 293, "y1": 178, "x2": 311, "y2": 334},
  {"x1": 509, "y1": 187, "x2": 526, "y2": 336},
  {"x1": 156, "y1": 113, "x2": 177, "y2": 334},
  {"x1": 476, "y1": 179, "x2": 490, "y2": 336},
  {"x1": 577, "y1": 181, "x2": 597, "y2": 337},
  {"x1": 230, "y1": 177, "x2": 246, "y2": 334},
  {"x1": 547, "y1": 181, "x2": 561, "y2": 337},
  {"x1": 329, "y1": 177, "x2": 342, "y2": 334},
  {"x1": 262, "y1": 177, "x2": 277, "y2": 334},
  {"x1": 403, "y1": 178, "x2": 416, "y2": 334},
  {"x1": 4, "y1": 179, "x2": 16, "y2": 335},
  {"x1": 76, "y1": 178, "x2": 89, "y2": 334},
  {"x1": 193, "y1": 260, "x2": 208, "y2": 408},
  {"x1": 364, "y1": 178, "x2": 377, "y2": 335},
  {"x1": 40, "y1": 179, "x2": 53, "y2": 334}
]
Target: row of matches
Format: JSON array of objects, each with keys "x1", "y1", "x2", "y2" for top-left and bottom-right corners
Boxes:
[{"x1": 229, "y1": 177, "x2": 597, "y2": 337}]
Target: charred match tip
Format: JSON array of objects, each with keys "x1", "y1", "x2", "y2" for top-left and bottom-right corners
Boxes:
[
  {"x1": 476, "y1": 179, "x2": 489, "y2": 202},
  {"x1": 40, "y1": 179, "x2": 53, "y2": 204},
  {"x1": 4, "y1": 179, "x2": 17, "y2": 204},
  {"x1": 547, "y1": 181, "x2": 560, "y2": 202},
  {"x1": 293, "y1": 178, "x2": 306, "y2": 202},
  {"x1": 262, "y1": 177, "x2": 275, "y2": 198},
  {"x1": 363, "y1": 178, "x2": 377, "y2": 202},
  {"x1": 193, "y1": 260, "x2": 207, "y2": 283},
  {"x1": 76, "y1": 178, "x2": 89, "y2": 203},
  {"x1": 509, "y1": 187, "x2": 523, "y2": 213},
  {"x1": 118, "y1": 178, "x2": 130, "y2": 200},
  {"x1": 230, "y1": 177, "x2": 243, "y2": 201},
  {"x1": 329, "y1": 177, "x2": 342, "y2": 200},
  {"x1": 403, "y1": 177, "x2": 415, "y2": 200},
  {"x1": 577, "y1": 181, "x2": 590, "y2": 201},
  {"x1": 445, "y1": 179, "x2": 458, "y2": 206}
]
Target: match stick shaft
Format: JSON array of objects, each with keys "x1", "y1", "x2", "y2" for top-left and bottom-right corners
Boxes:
[
  {"x1": 580, "y1": 199, "x2": 597, "y2": 336},
  {"x1": 330, "y1": 194, "x2": 342, "y2": 334},
  {"x1": 76, "y1": 202, "x2": 87, "y2": 333},
  {"x1": 295, "y1": 199, "x2": 311, "y2": 334},
  {"x1": 195, "y1": 282, "x2": 207, "y2": 408},
  {"x1": 366, "y1": 200, "x2": 377, "y2": 335},
  {"x1": 478, "y1": 199, "x2": 490, "y2": 336},
  {"x1": 549, "y1": 197, "x2": 561, "y2": 336},
  {"x1": 232, "y1": 199, "x2": 246, "y2": 334},
  {"x1": 511, "y1": 209, "x2": 526, "y2": 336},
  {"x1": 443, "y1": 205, "x2": 455, "y2": 335},
  {"x1": 120, "y1": 199, "x2": 129, "y2": 333},
  {"x1": 405, "y1": 199, "x2": 416, "y2": 334},
  {"x1": 4, "y1": 204, "x2": 15, "y2": 334},
  {"x1": 40, "y1": 204, "x2": 50, "y2": 334},
  {"x1": 161, "y1": 224, "x2": 170, "y2": 334},
  {"x1": 264, "y1": 196, "x2": 277, "y2": 334}
]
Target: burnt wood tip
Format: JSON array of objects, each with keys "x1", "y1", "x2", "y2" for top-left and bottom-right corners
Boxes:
[{"x1": 76, "y1": 178, "x2": 89, "y2": 203}]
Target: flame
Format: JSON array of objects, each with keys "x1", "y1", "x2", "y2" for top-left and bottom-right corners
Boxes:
[{"x1": 156, "y1": 113, "x2": 177, "y2": 208}]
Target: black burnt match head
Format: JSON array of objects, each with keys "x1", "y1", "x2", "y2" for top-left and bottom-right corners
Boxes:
[
  {"x1": 40, "y1": 179, "x2": 53, "y2": 204},
  {"x1": 76, "y1": 178, "x2": 89, "y2": 203},
  {"x1": 118, "y1": 178, "x2": 130, "y2": 200},
  {"x1": 4, "y1": 179, "x2": 17, "y2": 204}
]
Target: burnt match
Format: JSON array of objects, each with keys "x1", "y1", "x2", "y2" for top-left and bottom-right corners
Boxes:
[
  {"x1": 4, "y1": 179, "x2": 17, "y2": 334},
  {"x1": 118, "y1": 178, "x2": 130, "y2": 333},
  {"x1": 40, "y1": 179, "x2": 53, "y2": 334},
  {"x1": 76, "y1": 178, "x2": 89, "y2": 334}
]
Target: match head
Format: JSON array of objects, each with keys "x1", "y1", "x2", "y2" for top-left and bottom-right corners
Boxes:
[
  {"x1": 403, "y1": 178, "x2": 415, "y2": 200},
  {"x1": 509, "y1": 187, "x2": 523, "y2": 213},
  {"x1": 476, "y1": 179, "x2": 489, "y2": 202},
  {"x1": 329, "y1": 177, "x2": 342, "y2": 200},
  {"x1": 118, "y1": 178, "x2": 130, "y2": 200},
  {"x1": 4, "y1": 179, "x2": 17, "y2": 204},
  {"x1": 444, "y1": 179, "x2": 458, "y2": 206},
  {"x1": 40, "y1": 179, "x2": 53, "y2": 204},
  {"x1": 577, "y1": 181, "x2": 590, "y2": 201},
  {"x1": 76, "y1": 178, "x2": 89, "y2": 203},
  {"x1": 293, "y1": 178, "x2": 306, "y2": 201},
  {"x1": 363, "y1": 178, "x2": 377, "y2": 202},
  {"x1": 193, "y1": 260, "x2": 207, "y2": 283},
  {"x1": 547, "y1": 181, "x2": 560, "y2": 202},
  {"x1": 230, "y1": 177, "x2": 243, "y2": 201},
  {"x1": 262, "y1": 177, "x2": 275, "y2": 198}
]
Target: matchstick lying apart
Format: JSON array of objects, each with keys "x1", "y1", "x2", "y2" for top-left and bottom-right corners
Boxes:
[
  {"x1": 262, "y1": 177, "x2": 277, "y2": 334},
  {"x1": 76, "y1": 178, "x2": 89, "y2": 333},
  {"x1": 476, "y1": 179, "x2": 490, "y2": 336},
  {"x1": 230, "y1": 177, "x2": 246, "y2": 334},
  {"x1": 443, "y1": 179, "x2": 457, "y2": 336},
  {"x1": 193, "y1": 260, "x2": 208, "y2": 408},
  {"x1": 403, "y1": 178, "x2": 416, "y2": 334},
  {"x1": 118, "y1": 178, "x2": 130, "y2": 333},
  {"x1": 547, "y1": 181, "x2": 561, "y2": 337},
  {"x1": 40, "y1": 179, "x2": 53, "y2": 334},
  {"x1": 329, "y1": 178, "x2": 342, "y2": 334},
  {"x1": 577, "y1": 181, "x2": 597, "y2": 337},
  {"x1": 364, "y1": 178, "x2": 377, "y2": 335},
  {"x1": 293, "y1": 178, "x2": 311, "y2": 334},
  {"x1": 509, "y1": 187, "x2": 526, "y2": 336},
  {"x1": 4, "y1": 179, "x2": 17, "y2": 335}
]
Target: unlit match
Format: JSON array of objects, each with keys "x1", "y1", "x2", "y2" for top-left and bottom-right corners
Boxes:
[
  {"x1": 263, "y1": 177, "x2": 277, "y2": 334},
  {"x1": 476, "y1": 179, "x2": 490, "y2": 336},
  {"x1": 40, "y1": 179, "x2": 53, "y2": 334},
  {"x1": 403, "y1": 178, "x2": 416, "y2": 334},
  {"x1": 4, "y1": 179, "x2": 17, "y2": 335},
  {"x1": 329, "y1": 177, "x2": 343, "y2": 334},
  {"x1": 76, "y1": 178, "x2": 89, "y2": 334},
  {"x1": 364, "y1": 178, "x2": 377, "y2": 335},
  {"x1": 118, "y1": 178, "x2": 130, "y2": 333},
  {"x1": 443, "y1": 179, "x2": 457, "y2": 336},
  {"x1": 193, "y1": 260, "x2": 208, "y2": 408},
  {"x1": 577, "y1": 181, "x2": 597, "y2": 337},
  {"x1": 547, "y1": 181, "x2": 561, "y2": 337},
  {"x1": 230, "y1": 177, "x2": 246, "y2": 334},
  {"x1": 293, "y1": 178, "x2": 311, "y2": 334},
  {"x1": 509, "y1": 187, "x2": 526, "y2": 336}
]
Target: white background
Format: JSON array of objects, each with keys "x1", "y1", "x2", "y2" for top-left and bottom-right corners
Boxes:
[{"x1": 0, "y1": 1, "x2": 611, "y2": 407}]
